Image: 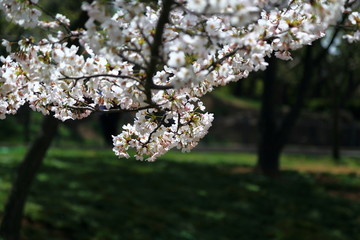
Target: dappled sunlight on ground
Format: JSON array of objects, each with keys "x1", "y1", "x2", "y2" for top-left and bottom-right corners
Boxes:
[
  {"x1": 285, "y1": 164, "x2": 360, "y2": 174},
  {"x1": 0, "y1": 148, "x2": 360, "y2": 240}
]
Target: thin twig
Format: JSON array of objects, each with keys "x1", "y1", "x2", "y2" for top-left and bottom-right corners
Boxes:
[{"x1": 58, "y1": 73, "x2": 141, "y2": 83}]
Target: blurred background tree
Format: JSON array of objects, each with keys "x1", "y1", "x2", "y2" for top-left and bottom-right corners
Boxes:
[{"x1": 204, "y1": 27, "x2": 360, "y2": 174}]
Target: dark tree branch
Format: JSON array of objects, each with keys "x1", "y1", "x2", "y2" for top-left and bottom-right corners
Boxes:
[
  {"x1": 205, "y1": 48, "x2": 239, "y2": 72},
  {"x1": 275, "y1": 45, "x2": 314, "y2": 149},
  {"x1": 30, "y1": 1, "x2": 72, "y2": 34},
  {"x1": 276, "y1": 12, "x2": 346, "y2": 150},
  {"x1": 145, "y1": 0, "x2": 173, "y2": 103},
  {"x1": 314, "y1": 17, "x2": 346, "y2": 65},
  {"x1": 66, "y1": 104, "x2": 160, "y2": 113},
  {"x1": 118, "y1": 52, "x2": 147, "y2": 71},
  {"x1": 58, "y1": 74, "x2": 141, "y2": 83}
]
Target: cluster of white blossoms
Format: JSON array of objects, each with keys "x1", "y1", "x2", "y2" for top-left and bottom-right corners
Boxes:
[
  {"x1": 343, "y1": 11, "x2": 360, "y2": 43},
  {"x1": 0, "y1": 0, "x2": 358, "y2": 160},
  {"x1": 0, "y1": 0, "x2": 71, "y2": 29},
  {"x1": 0, "y1": 0, "x2": 41, "y2": 28}
]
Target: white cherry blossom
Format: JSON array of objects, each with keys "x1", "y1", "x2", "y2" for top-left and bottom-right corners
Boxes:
[{"x1": 0, "y1": 0, "x2": 358, "y2": 161}]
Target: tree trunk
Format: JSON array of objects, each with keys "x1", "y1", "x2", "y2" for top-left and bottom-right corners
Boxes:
[
  {"x1": 99, "y1": 112, "x2": 121, "y2": 146},
  {"x1": 0, "y1": 115, "x2": 59, "y2": 240},
  {"x1": 257, "y1": 56, "x2": 282, "y2": 175},
  {"x1": 257, "y1": 140, "x2": 282, "y2": 176},
  {"x1": 256, "y1": 46, "x2": 314, "y2": 175},
  {"x1": 332, "y1": 81, "x2": 341, "y2": 162}
]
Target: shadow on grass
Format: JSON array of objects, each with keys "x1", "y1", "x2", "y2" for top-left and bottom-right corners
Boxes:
[{"x1": 2, "y1": 151, "x2": 360, "y2": 240}]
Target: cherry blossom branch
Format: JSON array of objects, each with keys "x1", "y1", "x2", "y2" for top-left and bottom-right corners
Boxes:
[
  {"x1": 145, "y1": 0, "x2": 173, "y2": 103},
  {"x1": 118, "y1": 52, "x2": 147, "y2": 71},
  {"x1": 30, "y1": 1, "x2": 72, "y2": 34},
  {"x1": 126, "y1": 43, "x2": 151, "y2": 66},
  {"x1": 65, "y1": 104, "x2": 157, "y2": 113},
  {"x1": 142, "y1": 113, "x2": 167, "y2": 145},
  {"x1": 137, "y1": 22, "x2": 152, "y2": 48},
  {"x1": 0, "y1": 0, "x2": 357, "y2": 161},
  {"x1": 205, "y1": 47, "x2": 239, "y2": 72},
  {"x1": 314, "y1": 13, "x2": 347, "y2": 64},
  {"x1": 58, "y1": 74, "x2": 142, "y2": 83}
]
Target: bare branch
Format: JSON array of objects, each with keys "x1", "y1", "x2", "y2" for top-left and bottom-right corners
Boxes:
[{"x1": 58, "y1": 73, "x2": 142, "y2": 83}]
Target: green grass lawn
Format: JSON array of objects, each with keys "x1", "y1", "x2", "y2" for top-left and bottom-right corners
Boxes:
[{"x1": 0, "y1": 146, "x2": 360, "y2": 240}]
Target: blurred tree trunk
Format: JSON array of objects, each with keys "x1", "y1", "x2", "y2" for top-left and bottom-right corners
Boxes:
[
  {"x1": 246, "y1": 77, "x2": 257, "y2": 98},
  {"x1": 0, "y1": 115, "x2": 59, "y2": 240},
  {"x1": 331, "y1": 80, "x2": 341, "y2": 161},
  {"x1": 330, "y1": 47, "x2": 360, "y2": 162},
  {"x1": 233, "y1": 79, "x2": 244, "y2": 97},
  {"x1": 257, "y1": 57, "x2": 281, "y2": 175},
  {"x1": 233, "y1": 78, "x2": 259, "y2": 98},
  {"x1": 16, "y1": 104, "x2": 32, "y2": 144},
  {"x1": 257, "y1": 46, "x2": 314, "y2": 175},
  {"x1": 99, "y1": 112, "x2": 122, "y2": 146}
]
